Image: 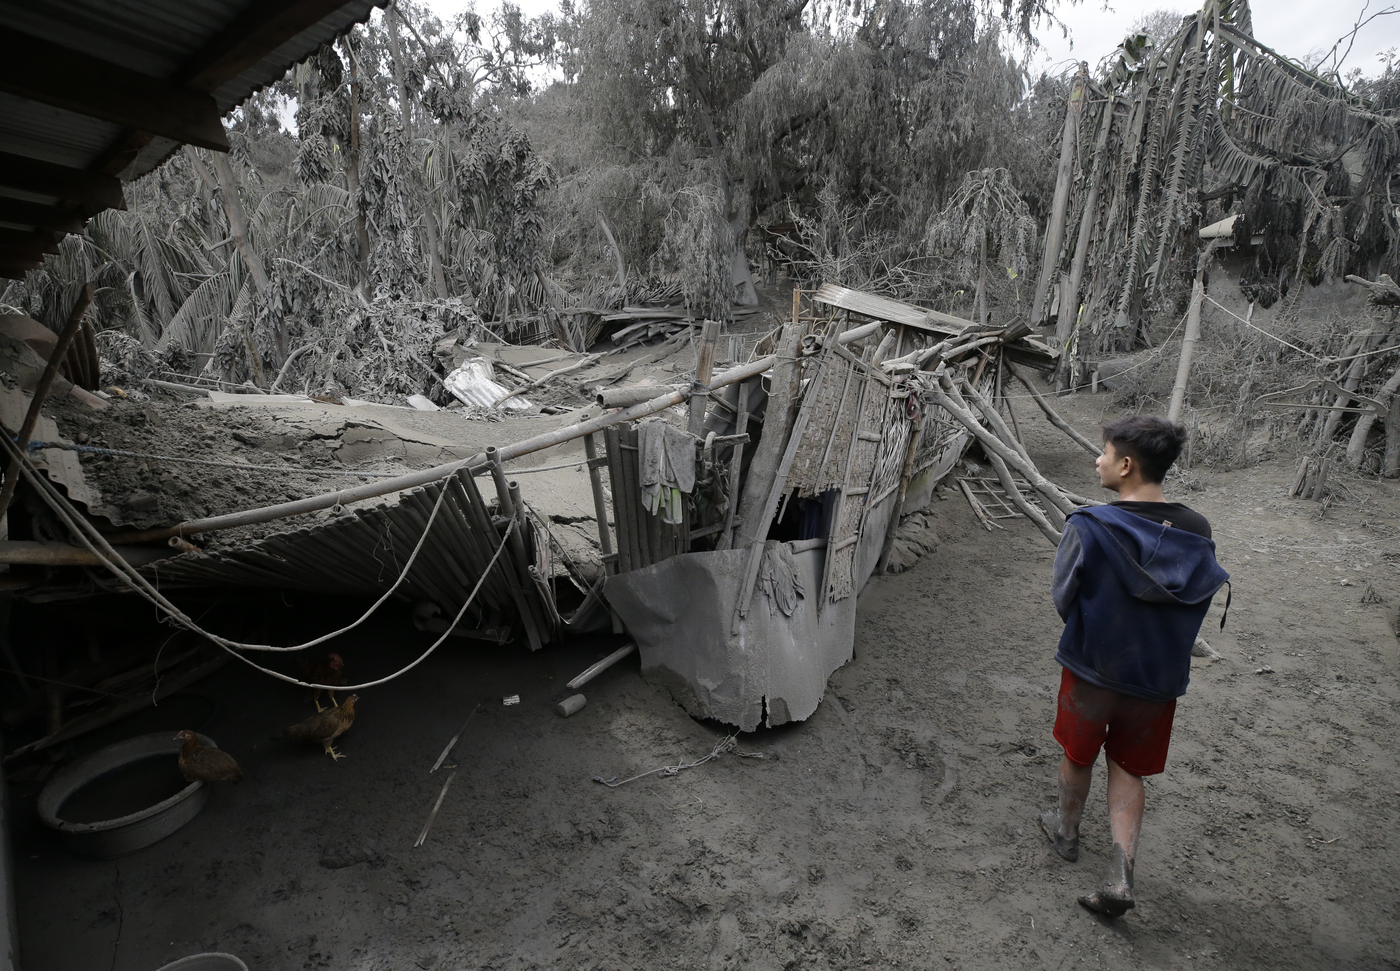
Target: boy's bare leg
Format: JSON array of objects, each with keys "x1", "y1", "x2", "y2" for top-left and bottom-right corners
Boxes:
[
  {"x1": 1041, "y1": 755, "x2": 1092, "y2": 861},
  {"x1": 1059, "y1": 756, "x2": 1093, "y2": 837},
  {"x1": 1079, "y1": 756, "x2": 1143, "y2": 916},
  {"x1": 1105, "y1": 756, "x2": 1144, "y2": 867}
]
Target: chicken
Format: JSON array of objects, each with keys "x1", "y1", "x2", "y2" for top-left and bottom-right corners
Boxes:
[
  {"x1": 285, "y1": 693, "x2": 358, "y2": 760},
  {"x1": 298, "y1": 651, "x2": 345, "y2": 711},
  {"x1": 174, "y1": 730, "x2": 243, "y2": 783}
]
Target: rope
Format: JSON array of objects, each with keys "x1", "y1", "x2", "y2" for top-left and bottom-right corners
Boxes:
[
  {"x1": 27, "y1": 440, "x2": 403, "y2": 479},
  {"x1": 1205, "y1": 295, "x2": 1400, "y2": 364},
  {"x1": 0, "y1": 430, "x2": 517, "y2": 692},
  {"x1": 593, "y1": 734, "x2": 739, "y2": 787}
]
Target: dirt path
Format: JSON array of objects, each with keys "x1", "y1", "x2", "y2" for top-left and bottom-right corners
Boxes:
[{"x1": 12, "y1": 392, "x2": 1400, "y2": 970}]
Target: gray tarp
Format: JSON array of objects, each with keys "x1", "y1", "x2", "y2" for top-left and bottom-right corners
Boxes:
[{"x1": 604, "y1": 494, "x2": 895, "y2": 730}]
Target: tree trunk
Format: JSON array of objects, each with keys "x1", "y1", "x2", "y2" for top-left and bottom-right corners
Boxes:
[
  {"x1": 207, "y1": 147, "x2": 272, "y2": 385},
  {"x1": 1345, "y1": 358, "x2": 1400, "y2": 468},
  {"x1": 1054, "y1": 97, "x2": 1113, "y2": 384},
  {"x1": 975, "y1": 231, "x2": 988, "y2": 326},
  {"x1": 209, "y1": 151, "x2": 270, "y2": 296},
  {"x1": 1032, "y1": 70, "x2": 1086, "y2": 326},
  {"x1": 386, "y1": 7, "x2": 448, "y2": 300},
  {"x1": 345, "y1": 41, "x2": 371, "y2": 297}
]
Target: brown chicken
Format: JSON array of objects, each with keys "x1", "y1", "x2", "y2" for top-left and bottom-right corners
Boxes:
[
  {"x1": 298, "y1": 652, "x2": 345, "y2": 711},
  {"x1": 285, "y1": 693, "x2": 358, "y2": 760},
  {"x1": 174, "y1": 730, "x2": 243, "y2": 783}
]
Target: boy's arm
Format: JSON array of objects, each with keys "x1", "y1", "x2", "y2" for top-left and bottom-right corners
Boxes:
[{"x1": 1051, "y1": 520, "x2": 1084, "y2": 620}]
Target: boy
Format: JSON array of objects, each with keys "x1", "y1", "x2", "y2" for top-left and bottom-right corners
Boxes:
[{"x1": 1040, "y1": 415, "x2": 1229, "y2": 916}]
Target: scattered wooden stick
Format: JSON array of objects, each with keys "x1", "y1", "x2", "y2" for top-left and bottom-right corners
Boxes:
[
  {"x1": 567, "y1": 643, "x2": 637, "y2": 690},
  {"x1": 430, "y1": 703, "x2": 481, "y2": 773},
  {"x1": 413, "y1": 769, "x2": 457, "y2": 847},
  {"x1": 1005, "y1": 360, "x2": 1100, "y2": 456},
  {"x1": 939, "y1": 373, "x2": 1076, "y2": 518},
  {"x1": 930, "y1": 374, "x2": 1077, "y2": 521},
  {"x1": 494, "y1": 353, "x2": 603, "y2": 406}
]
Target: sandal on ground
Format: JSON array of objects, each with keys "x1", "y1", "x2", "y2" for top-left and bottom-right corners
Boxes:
[{"x1": 1039, "y1": 809, "x2": 1079, "y2": 862}]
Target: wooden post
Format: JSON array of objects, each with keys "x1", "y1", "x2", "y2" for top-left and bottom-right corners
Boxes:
[
  {"x1": 1167, "y1": 249, "x2": 1217, "y2": 424},
  {"x1": 0, "y1": 283, "x2": 93, "y2": 524},
  {"x1": 733, "y1": 328, "x2": 801, "y2": 552},
  {"x1": 485, "y1": 447, "x2": 543, "y2": 652},
  {"x1": 689, "y1": 319, "x2": 721, "y2": 436},
  {"x1": 1386, "y1": 392, "x2": 1400, "y2": 478},
  {"x1": 875, "y1": 418, "x2": 924, "y2": 573},
  {"x1": 716, "y1": 380, "x2": 751, "y2": 551},
  {"x1": 583, "y1": 434, "x2": 614, "y2": 566},
  {"x1": 1032, "y1": 69, "x2": 1086, "y2": 325}
]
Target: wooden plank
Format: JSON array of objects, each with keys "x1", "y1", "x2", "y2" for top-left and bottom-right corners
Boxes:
[
  {"x1": 0, "y1": 198, "x2": 85, "y2": 235},
  {"x1": 0, "y1": 151, "x2": 125, "y2": 212},
  {"x1": 811, "y1": 284, "x2": 966, "y2": 336},
  {"x1": 0, "y1": 28, "x2": 230, "y2": 152}
]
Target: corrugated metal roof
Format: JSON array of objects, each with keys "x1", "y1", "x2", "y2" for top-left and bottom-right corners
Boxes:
[
  {"x1": 0, "y1": 93, "x2": 123, "y2": 170},
  {"x1": 146, "y1": 471, "x2": 562, "y2": 645},
  {"x1": 3, "y1": 0, "x2": 384, "y2": 176},
  {"x1": 0, "y1": 0, "x2": 386, "y2": 273}
]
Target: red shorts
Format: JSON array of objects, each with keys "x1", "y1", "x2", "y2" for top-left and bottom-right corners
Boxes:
[{"x1": 1053, "y1": 668, "x2": 1176, "y2": 777}]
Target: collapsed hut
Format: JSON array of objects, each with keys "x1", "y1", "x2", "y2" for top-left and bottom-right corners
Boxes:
[{"x1": 0, "y1": 287, "x2": 1055, "y2": 735}]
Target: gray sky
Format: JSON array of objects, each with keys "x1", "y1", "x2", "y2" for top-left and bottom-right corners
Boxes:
[{"x1": 421, "y1": 0, "x2": 1400, "y2": 78}]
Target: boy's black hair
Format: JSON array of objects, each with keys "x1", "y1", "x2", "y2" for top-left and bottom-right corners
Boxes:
[{"x1": 1101, "y1": 415, "x2": 1185, "y2": 483}]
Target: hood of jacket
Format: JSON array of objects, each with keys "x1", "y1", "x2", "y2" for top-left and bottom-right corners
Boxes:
[{"x1": 1070, "y1": 504, "x2": 1228, "y2": 607}]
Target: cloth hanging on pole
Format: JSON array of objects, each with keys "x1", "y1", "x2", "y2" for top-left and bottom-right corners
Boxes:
[{"x1": 638, "y1": 420, "x2": 696, "y2": 524}]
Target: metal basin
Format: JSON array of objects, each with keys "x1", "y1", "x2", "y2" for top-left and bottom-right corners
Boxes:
[
  {"x1": 155, "y1": 953, "x2": 249, "y2": 971},
  {"x1": 36, "y1": 732, "x2": 215, "y2": 859}
]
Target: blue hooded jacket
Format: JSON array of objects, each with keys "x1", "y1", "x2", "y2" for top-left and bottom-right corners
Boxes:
[{"x1": 1052, "y1": 504, "x2": 1229, "y2": 702}]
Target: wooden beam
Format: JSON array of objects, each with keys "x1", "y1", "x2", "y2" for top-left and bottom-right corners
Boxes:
[
  {"x1": 0, "y1": 261, "x2": 42, "y2": 279},
  {"x1": 0, "y1": 229, "x2": 61, "y2": 254},
  {"x1": 0, "y1": 244, "x2": 55, "y2": 263},
  {"x1": 179, "y1": 0, "x2": 372, "y2": 94},
  {"x1": 0, "y1": 152, "x2": 125, "y2": 212},
  {"x1": 0, "y1": 27, "x2": 230, "y2": 152},
  {"x1": 0, "y1": 198, "x2": 85, "y2": 235}
]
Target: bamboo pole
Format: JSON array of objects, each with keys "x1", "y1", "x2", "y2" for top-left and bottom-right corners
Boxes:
[
  {"x1": 583, "y1": 434, "x2": 615, "y2": 566},
  {"x1": 716, "y1": 380, "x2": 751, "y2": 551},
  {"x1": 929, "y1": 374, "x2": 1076, "y2": 518},
  {"x1": 983, "y1": 450, "x2": 1063, "y2": 544},
  {"x1": 689, "y1": 319, "x2": 722, "y2": 436},
  {"x1": 0, "y1": 283, "x2": 93, "y2": 523},
  {"x1": 108, "y1": 355, "x2": 779, "y2": 545},
  {"x1": 1167, "y1": 242, "x2": 1225, "y2": 424},
  {"x1": 1006, "y1": 360, "x2": 1100, "y2": 456},
  {"x1": 1167, "y1": 273, "x2": 1206, "y2": 424}
]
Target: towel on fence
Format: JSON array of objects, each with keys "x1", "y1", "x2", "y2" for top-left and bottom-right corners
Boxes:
[{"x1": 638, "y1": 420, "x2": 696, "y2": 525}]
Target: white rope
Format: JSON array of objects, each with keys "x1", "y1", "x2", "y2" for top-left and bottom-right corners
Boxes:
[
  {"x1": 1204, "y1": 295, "x2": 1400, "y2": 365},
  {"x1": 0, "y1": 432, "x2": 517, "y2": 691}
]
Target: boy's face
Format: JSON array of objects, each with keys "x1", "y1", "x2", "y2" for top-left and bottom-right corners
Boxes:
[{"x1": 1096, "y1": 441, "x2": 1128, "y2": 491}]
